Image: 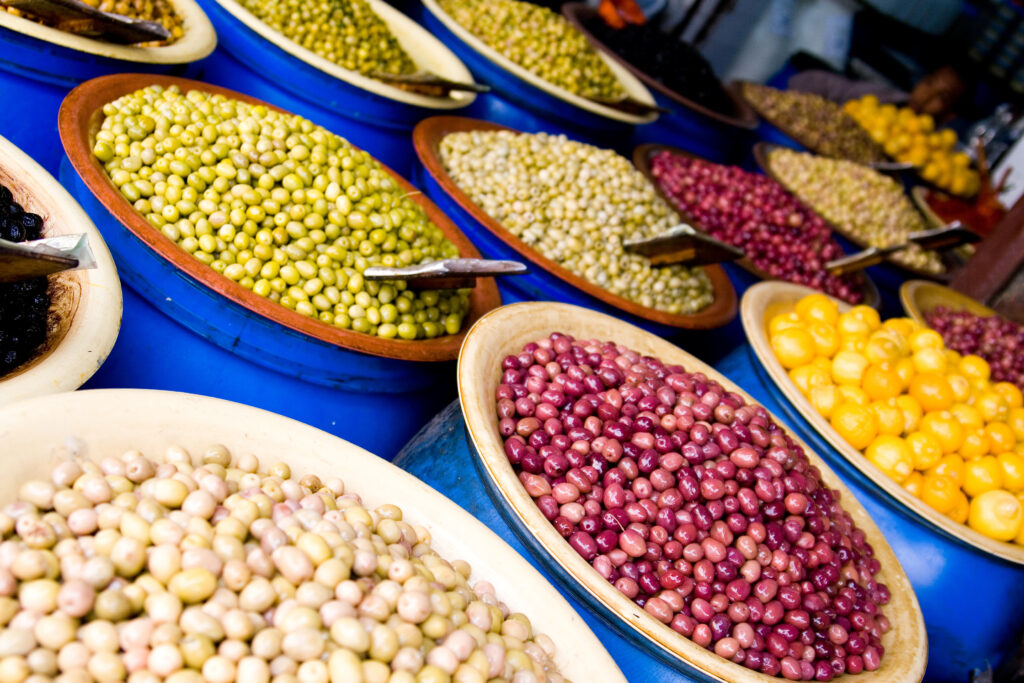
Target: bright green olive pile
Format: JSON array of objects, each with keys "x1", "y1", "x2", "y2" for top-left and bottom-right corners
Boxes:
[
  {"x1": 437, "y1": 0, "x2": 624, "y2": 100},
  {"x1": 440, "y1": 130, "x2": 715, "y2": 315},
  {"x1": 0, "y1": 444, "x2": 569, "y2": 683},
  {"x1": 92, "y1": 85, "x2": 470, "y2": 341},
  {"x1": 236, "y1": 0, "x2": 416, "y2": 77},
  {"x1": 767, "y1": 147, "x2": 943, "y2": 274}
]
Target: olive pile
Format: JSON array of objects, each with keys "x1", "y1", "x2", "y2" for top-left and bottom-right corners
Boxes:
[
  {"x1": 437, "y1": 0, "x2": 624, "y2": 100},
  {"x1": 767, "y1": 148, "x2": 943, "y2": 274},
  {"x1": 439, "y1": 130, "x2": 715, "y2": 315},
  {"x1": 93, "y1": 85, "x2": 470, "y2": 341},
  {"x1": 236, "y1": 0, "x2": 417, "y2": 77},
  {"x1": 742, "y1": 84, "x2": 885, "y2": 165},
  {"x1": 0, "y1": 183, "x2": 51, "y2": 378},
  {"x1": 0, "y1": 444, "x2": 570, "y2": 682}
]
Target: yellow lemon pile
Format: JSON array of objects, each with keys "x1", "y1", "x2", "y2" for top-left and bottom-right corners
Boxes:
[
  {"x1": 842, "y1": 95, "x2": 979, "y2": 197},
  {"x1": 770, "y1": 293, "x2": 1024, "y2": 544}
]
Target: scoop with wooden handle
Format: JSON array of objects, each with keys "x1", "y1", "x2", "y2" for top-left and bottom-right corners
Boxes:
[
  {"x1": 825, "y1": 222, "x2": 979, "y2": 276},
  {"x1": 0, "y1": 234, "x2": 95, "y2": 283},
  {"x1": 362, "y1": 258, "x2": 527, "y2": 290},
  {"x1": 585, "y1": 96, "x2": 670, "y2": 116},
  {"x1": 1, "y1": 0, "x2": 170, "y2": 43},
  {"x1": 623, "y1": 224, "x2": 744, "y2": 267},
  {"x1": 368, "y1": 72, "x2": 492, "y2": 96}
]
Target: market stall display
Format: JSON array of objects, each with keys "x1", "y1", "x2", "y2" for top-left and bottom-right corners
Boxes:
[
  {"x1": 0, "y1": 134, "x2": 121, "y2": 408},
  {"x1": 0, "y1": 0, "x2": 214, "y2": 173},
  {"x1": 395, "y1": 301, "x2": 926, "y2": 683},
  {"x1": 739, "y1": 83, "x2": 889, "y2": 166},
  {"x1": 416, "y1": 0, "x2": 657, "y2": 149},
  {"x1": 843, "y1": 96, "x2": 979, "y2": 198},
  {"x1": 633, "y1": 143, "x2": 878, "y2": 306},
  {"x1": 58, "y1": 73, "x2": 501, "y2": 457},
  {"x1": 723, "y1": 281, "x2": 1024, "y2": 681},
  {"x1": 411, "y1": 116, "x2": 737, "y2": 337},
  {"x1": 194, "y1": 0, "x2": 478, "y2": 175},
  {"x1": 561, "y1": 3, "x2": 758, "y2": 164},
  {"x1": 0, "y1": 388, "x2": 627, "y2": 682},
  {"x1": 757, "y1": 145, "x2": 949, "y2": 280}
]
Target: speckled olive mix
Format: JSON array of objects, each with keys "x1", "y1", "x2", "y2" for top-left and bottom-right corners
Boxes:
[
  {"x1": 439, "y1": 131, "x2": 714, "y2": 315},
  {"x1": 741, "y1": 84, "x2": 885, "y2": 165},
  {"x1": 0, "y1": 184, "x2": 51, "y2": 378},
  {"x1": 3, "y1": 0, "x2": 183, "y2": 44},
  {"x1": 235, "y1": 0, "x2": 417, "y2": 77},
  {"x1": 93, "y1": 85, "x2": 470, "y2": 340},
  {"x1": 437, "y1": 0, "x2": 624, "y2": 99},
  {"x1": 495, "y1": 334, "x2": 891, "y2": 679},
  {"x1": 0, "y1": 445, "x2": 569, "y2": 683},
  {"x1": 766, "y1": 148, "x2": 943, "y2": 275}
]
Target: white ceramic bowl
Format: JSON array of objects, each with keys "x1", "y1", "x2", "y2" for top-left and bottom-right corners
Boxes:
[
  {"x1": 209, "y1": 0, "x2": 478, "y2": 109},
  {"x1": 0, "y1": 0, "x2": 215, "y2": 64},
  {"x1": 0, "y1": 135, "x2": 121, "y2": 407},
  {"x1": 422, "y1": 0, "x2": 657, "y2": 124},
  {"x1": 0, "y1": 388, "x2": 627, "y2": 682}
]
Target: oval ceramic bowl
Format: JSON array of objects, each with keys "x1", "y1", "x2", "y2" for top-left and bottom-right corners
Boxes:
[
  {"x1": 742, "y1": 281, "x2": 1024, "y2": 566},
  {"x1": 420, "y1": 0, "x2": 656, "y2": 126},
  {"x1": 0, "y1": 388, "x2": 627, "y2": 682},
  {"x1": 753, "y1": 142, "x2": 956, "y2": 283},
  {"x1": 0, "y1": 0, "x2": 215, "y2": 63},
  {"x1": 204, "y1": 0, "x2": 476, "y2": 110},
  {"x1": 632, "y1": 142, "x2": 881, "y2": 309},
  {"x1": 561, "y1": 3, "x2": 756, "y2": 131},
  {"x1": 59, "y1": 73, "x2": 501, "y2": 363},
  {"x1": 900, "y1": 279, "x2": 999, "y2": 328},
  {"x1": 412, "y1": 116, "x2": 737, "y2": 332},
  {"x1": 0, "y1": 134, "x2": 121, "y2": 407},
  {"x1": 454, "y1": 301, "x2": 927, "y2": 683}
]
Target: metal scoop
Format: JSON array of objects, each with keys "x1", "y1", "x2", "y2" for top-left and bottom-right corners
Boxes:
[
  {"x1": 368, "y1": 72, "x2": 491, "y2": 97},
  {"x1": 824, "y1": 222, "x2": 980, "y2": 275},
  {"x1": 623, "y1": 223, "x2": 745, "y2": 266},
  {"x1": 362, "y1": 258, "x2": 527, "y2": 290},
  {"x1": 1, "y1": 0, "x2": 170, "y2": 43},
  {"x1": 0, "y1": 234, "x2": 95, "y2": 283}
]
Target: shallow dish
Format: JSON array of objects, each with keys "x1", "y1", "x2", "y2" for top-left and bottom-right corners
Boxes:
[
  {"x1": 900, "y1": 279, "x2": 998, "y2": 328},
  {"x1": 0, "y1": 387, "x2": 627, "y2": 682},
  {"x1": 412, "y1": 116, "x2": 737, "y2": 331},
  {"x1": 58, "y1": 73, "x2": 501, "y2": 362},
  {"x1": 455, "y1": 301, "x2": 927, "y2": 682},
  {"x1": 421, "y1": 0, "x2": 657, "y2": 125},
  {"x1": 561, "y1": 3, "x2": 757, "y2": 130},
  {"x1": 633, "y1": 142, "x2": 881, "y2": 309},
  {"x1": 0, "y1": 134, "x2": 121, "y2": 407},
  {"x1": 742, "y1": 280, "x2": 1024, "y2": 566},
  {"x1": 206, "y1": 0, "x2": 477, "y2": 109}
]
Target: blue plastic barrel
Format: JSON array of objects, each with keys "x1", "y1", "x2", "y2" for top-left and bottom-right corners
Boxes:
[
  {"x1": 408, "y1": 135, "x2": 738, "y2": 340},
  {"x1": 193, "y1": 0, "x2": 476, "y2": 176},
  {"x1": 414, "y1": 0, "x2": 657, "y2": 154},
  {"x1": 0, "y1": 5, "x2": 215, "y2": 173},
  {"x1": 715, "y1": 344, "x2": 1024, "y2": 683}
]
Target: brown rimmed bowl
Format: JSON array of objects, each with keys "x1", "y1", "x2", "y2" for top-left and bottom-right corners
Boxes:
[
  {"x1": 0, "y1": 133, "x2": 121, "y2": 408},
  {"x1": 395, "y1": 300, "x2": 927, "y2": 683},
  {"x1": 632, "y1": 142, "x2": 880, "y2": 309},
  {"x1": 56, "y1": 73, "x2": 502, "y2": 457},
  {"x1": 728, "y1": 280, "x2": 1024, "y2": 682},
  {"x1": 753, "y1": 142, "x2": 960, "y2": 283},
  {"x1": 411, "y1": 116, "x2": 737, "y2": 338},
  {"x1": 0, "y1": 387, "x2": 627, "y2": 681}
]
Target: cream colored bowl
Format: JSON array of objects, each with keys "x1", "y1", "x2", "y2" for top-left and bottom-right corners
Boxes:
[
  {"x1": 210, "y1": 0, "x2": 478, "y2": 109},
  {"x1": 0, "y1": 135, "x2": 121, "y2": 407},
  {"x1": 0, "y1": 0, "x2": 215, "y2": 64},
  {"x1": 422, "y1": 0, "x2": 657, "y2": 124},
  {"x1": 458, "y1": 301, "x2": 927, "y2": 683},
  {"x1": 0, "y1": 388, "x2": 626, "y2": 682}
]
